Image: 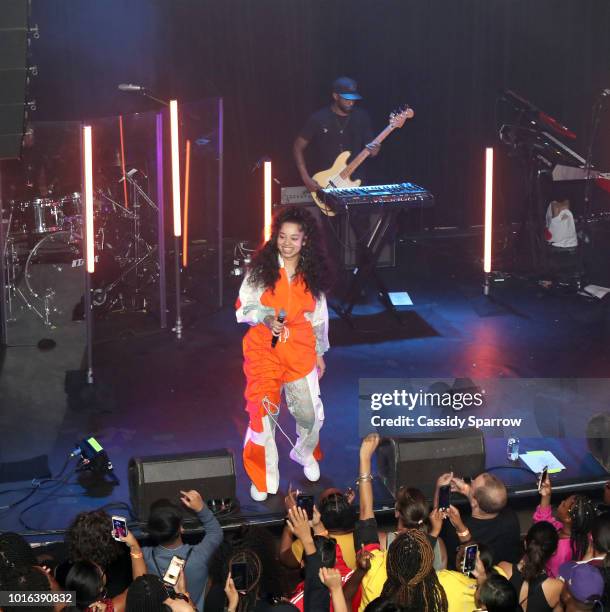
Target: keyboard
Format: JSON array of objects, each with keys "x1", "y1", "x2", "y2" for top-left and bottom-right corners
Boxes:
[{"x1": 320, "y1": 182, "x2": 434, "y2": 210}]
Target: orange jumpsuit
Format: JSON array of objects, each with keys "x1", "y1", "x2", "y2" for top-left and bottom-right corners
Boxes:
[{"x1": 236, "y1": 263, "x2": 329, "y2": 494}]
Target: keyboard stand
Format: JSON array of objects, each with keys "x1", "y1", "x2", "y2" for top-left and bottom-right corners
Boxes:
[{"x1": 330, "y1": 206, "x2": 402, "y2": 327}]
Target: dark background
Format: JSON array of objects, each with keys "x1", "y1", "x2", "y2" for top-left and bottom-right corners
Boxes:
[{"x1": 28, "y1": 0, "x2": 610, "y2": 239}]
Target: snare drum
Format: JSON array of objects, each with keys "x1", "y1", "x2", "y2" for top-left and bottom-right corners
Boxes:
[{"x1": 32, "y1": 197, "x2": 63, "y2": 234}]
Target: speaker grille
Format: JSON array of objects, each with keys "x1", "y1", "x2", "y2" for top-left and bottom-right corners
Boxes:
[{"x1": 142, "y1": 455, "x2": 233, "y2": 483}]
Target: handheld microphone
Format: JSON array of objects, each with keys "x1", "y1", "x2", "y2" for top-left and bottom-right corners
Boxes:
[
  {"x1": 118, "y1": 83, "x2": 146, "y2": 92},
  {"x1": 271, "y1": 309, "x2": 286, "y2": 348}
]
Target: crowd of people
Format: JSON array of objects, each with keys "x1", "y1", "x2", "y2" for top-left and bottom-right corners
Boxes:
[{"x1": 1, "y1": 434, "x2": 609, "y2": 612}]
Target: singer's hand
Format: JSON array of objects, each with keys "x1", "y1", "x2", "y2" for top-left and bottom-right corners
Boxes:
[
  {"x1": 316, "y1": 355, "x2": 326, "y2": 379},
  {"x1": 264, "y1": 315, "x2": 285, "y2": 336}
]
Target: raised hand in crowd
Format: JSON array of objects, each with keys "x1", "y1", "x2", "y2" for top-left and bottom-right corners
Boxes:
[
  {"x1": 538, "y1": 470, "x2": 552, "y2": 507},
  {"x1": 180, "y1": 489, "x2": 205, "y2": 512},
  {"x1": 319, "y1": 567, "x2": 348, "y2": 612},
  {"x1": 287, "y1": 506, "x2": 316, "y2": 555},
  {"x1": 224, "y1": 574, "x2": 240, "y2": 612}
]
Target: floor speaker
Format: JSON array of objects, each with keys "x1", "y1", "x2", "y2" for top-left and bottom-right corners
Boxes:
[
  {"x1": 128, "y1": 449, "x2": 236, "y2": 521},
  {"x1": 376, "y1": 429, "x2": 486, "y2": 499}
]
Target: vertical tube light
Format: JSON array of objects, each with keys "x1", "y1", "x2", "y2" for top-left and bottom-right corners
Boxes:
[
  {"x1": 484, "y1": 147, "x2": 494, "y2": 275},
  {"x1": 170, "y1": 100, "x2": 181, "y2": 237},
  {"x1": 83, "y1": 125, "x2": 95, "y2": 273},
  {"x1": 263, "y1": 160, "x2": 272, "y2": 242}
]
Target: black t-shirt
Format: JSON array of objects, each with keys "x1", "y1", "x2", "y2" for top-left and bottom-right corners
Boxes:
[
  {"x1": 442, "y1": 508, "x2": 522, "y2": 569},
  {"x1": 299, "y1": 106, "x2": 374, "y2": 177}
]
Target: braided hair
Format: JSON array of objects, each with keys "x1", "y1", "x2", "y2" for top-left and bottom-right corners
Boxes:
[
  {"x1": 521, "y1": 521, "x2": 558, "y2": 582},
  {"x1": 568, "y1": 495, "x2": 597, "y2": 560},
  {"x1": 380, "y1": 529, "x2": 447, "y2": 612},
  {"x1": 247, "y1": 206, "x2": 333, "y2": 298}
]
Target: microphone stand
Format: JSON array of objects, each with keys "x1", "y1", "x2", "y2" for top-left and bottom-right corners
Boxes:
[{"x1": 138, "y1": 89, "x2": 169, "y2": 107}]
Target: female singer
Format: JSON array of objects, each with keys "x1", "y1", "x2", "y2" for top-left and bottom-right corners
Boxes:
[{"x1": 236, "y1": 206, "x2": 333, "y2": 501}]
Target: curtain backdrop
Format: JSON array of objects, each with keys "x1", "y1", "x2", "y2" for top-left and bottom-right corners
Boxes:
[{"x1": 30, "y1": 0, "x2": 610, "y2": 237}]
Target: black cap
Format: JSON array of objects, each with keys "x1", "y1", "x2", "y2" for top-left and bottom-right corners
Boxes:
[{"x1": 332, "y1": 76, "x2": 362, "y2": 100}]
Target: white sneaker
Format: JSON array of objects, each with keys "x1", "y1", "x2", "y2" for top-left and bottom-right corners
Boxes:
[
  {"x1": 250, "y1": 484, "x2": 268, "y2": 501},
  {"x1": 289, "y1": 449, "x2": 320, "y2": 482}
]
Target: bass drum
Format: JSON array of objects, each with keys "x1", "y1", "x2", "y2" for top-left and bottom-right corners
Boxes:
[{"x1": 24, "y1": 231, "x2": 85, "y2": 327}]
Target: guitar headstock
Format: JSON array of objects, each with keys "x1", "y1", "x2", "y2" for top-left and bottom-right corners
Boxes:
[{"x1": 389, "y1": 105, "x2": 415, "y2": 129}]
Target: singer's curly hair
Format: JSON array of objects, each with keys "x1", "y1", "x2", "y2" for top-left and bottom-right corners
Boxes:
[{"x1": 247, "y1": 206, "x2": 333, "y2": 298}]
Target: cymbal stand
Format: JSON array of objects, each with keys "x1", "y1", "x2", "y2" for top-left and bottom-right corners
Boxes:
[
  {"x1": 124, "y1": 172, "x2": 158, "y2": 310},
  {"x1": 121, "y1": 172, "x2": 159, "y2": 303}
]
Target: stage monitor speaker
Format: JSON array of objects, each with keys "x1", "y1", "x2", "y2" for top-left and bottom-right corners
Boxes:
[
  {"x1": 128, "y1": 449, "x2": 236, "y2": 521},
  {"x1": 376, "y1": 428, "x2": 486, "y2": 499},
  {"x1": 0, "y1": 0, "x2": 29, "y2": 159},
  {"x1": 587, "y1": 414, "x2": 610, "y2": 472}
]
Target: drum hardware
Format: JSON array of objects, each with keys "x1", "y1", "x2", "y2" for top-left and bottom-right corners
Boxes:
[
  {"x1": 120, "y1": 170, "x2": 159, "y2": 306},
  {"x1": 4, "y1": 232, "x2": 48, "y2": 325},
  {"x1": 22, "y1": 231, "x2": 83, "y2": 327},
  {"x1": 92, "y1": 244, "x2": 158, "y2": 312}
]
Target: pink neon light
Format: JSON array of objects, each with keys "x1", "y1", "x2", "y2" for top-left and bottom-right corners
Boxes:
[
  {"x1": 484, "y1": 147, "x2": 493, "y2": 274},
  {"x1": 83, "y1": 125, "x2": 95, "y2": 273},
  {"x1": 264, "y1": 160, "x2": 272, "y2": 242},
  {"x1": 170, "y1": 100, "x2": 181, "y2": 237}
]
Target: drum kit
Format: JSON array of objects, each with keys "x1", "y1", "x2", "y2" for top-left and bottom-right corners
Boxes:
[{"x1": 2, "y1": 177, "x2": 159, "y2": 328}]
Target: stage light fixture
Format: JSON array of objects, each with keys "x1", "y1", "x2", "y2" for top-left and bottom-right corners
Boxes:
[
  {"x1": 484, "y1": 147, "x2": 493, "y2": 276},
  {"x1": 170, "y1": 99, "x2": 181, "y2": 237},
  {"x1": 83, "y1": 125, "x2": 95, "y2": 273},
  {"x1": 183, "y1": 139, "x2": 191, "y2": 267},
  {"x1": 264, "y1": 160, "x2": 272, "y2": 242}
]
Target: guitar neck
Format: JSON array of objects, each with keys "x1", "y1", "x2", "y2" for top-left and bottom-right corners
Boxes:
[{"x1": 339, "y1": 123, "x2": 396, "y2": 180}]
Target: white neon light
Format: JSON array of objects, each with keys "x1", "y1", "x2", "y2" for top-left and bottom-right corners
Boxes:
[
  {"x1": 83, "y1": 125, "x2": 95, "y2": 273},
  {"x1": 484, "y1": 147, "x2": 493, "y2": 274},
  {"x1": 170, "y1": 100, "x2": 181, "y2": 237},
  {"x1": 264, "y1": 160, "x2": 272, "y2": 242}
]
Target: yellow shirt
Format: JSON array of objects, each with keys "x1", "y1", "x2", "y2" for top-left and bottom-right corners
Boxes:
[
  {"x1": 437, "y1": 566, "x2": 508, "y2": 612},
  {"x1": 358, "y1": 549, "x2": 387, "y2": 612},
  {"x1": 291, "y1": 532, "x2": 357, "y2": 570}
]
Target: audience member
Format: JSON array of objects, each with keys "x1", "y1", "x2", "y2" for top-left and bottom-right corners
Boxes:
[
  {"x1": 475, "y1": 573, "x2": 520, "y2": 612},
  {"x1": 380, "y1": 486, "x2": 446, "y2": 570},
  {"x1": 64, "y1": 528, "x2": 146, "y2": 612},
  {"x1": 347, "y1": 434, "x2": 447, "y2": 611},
  {"x1": 437, "y1": 542, "x2": 503, "y2": 612},
  {"x1": 61, "y1": 510, "x2": 130, "y2": 597},
  {"x1": 438, "y1": 472, "x2": 521, "y2": 568},
  {"x1": 280, "y1": 487, "x2": 357, "y2": 570},
  {"x1": 497, "y1": 521, "x2": 563, "y2": 611},
  {"x1": 126, "y1": 573, "x2": 194, "y2": 612},
  {"x1": 143, "y1": 490, "x2": 223, "y2": 612},
  {"x1": 535, "y1": 473, "x2": 597, "y2": 578},
  {"x1": 558, "y1": 562, "x2": 604, "y2": 611}
]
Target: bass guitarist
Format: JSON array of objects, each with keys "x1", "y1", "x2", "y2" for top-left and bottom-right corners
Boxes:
[{"x1": 293, "y1": 76, "x2": 381, "y2": 196}]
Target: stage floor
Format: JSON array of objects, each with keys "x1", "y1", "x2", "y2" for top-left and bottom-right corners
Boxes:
[{"x1": 1, "y1": 235, "x2": 609, "y2": 538}]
